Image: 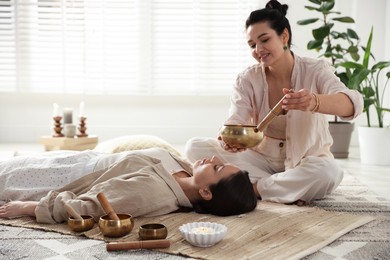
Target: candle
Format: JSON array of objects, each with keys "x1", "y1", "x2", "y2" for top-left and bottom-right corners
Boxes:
[
  {"x1": 63, "y1": 124, "x2": 76, "y2": 138},
  {"x1": 63, "y1": 108, "x2": 73, "y2": 124},
  {"x1": 52, "y1": 103, "x2": 59, "y2": 117},
  {"x1": 79, "y1": 101, "x2": 85, "y2": 117}
]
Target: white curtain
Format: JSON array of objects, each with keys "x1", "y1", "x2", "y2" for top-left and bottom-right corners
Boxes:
[{"x1": 0, "y1": 0, "x2": 260, "y2": 95}]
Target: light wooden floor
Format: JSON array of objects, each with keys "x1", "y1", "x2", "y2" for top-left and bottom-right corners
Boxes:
[
  {"x1": 0, "y1": 144, "x2": 389, "y2": 200},
  {"x1": 335, "y1": 146, "x2": 390, "y2": 200}
]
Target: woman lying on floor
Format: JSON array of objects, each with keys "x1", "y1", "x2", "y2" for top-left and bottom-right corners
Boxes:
[{"x1": 0, "y1": 148, "x2": 257, "y2": 224}]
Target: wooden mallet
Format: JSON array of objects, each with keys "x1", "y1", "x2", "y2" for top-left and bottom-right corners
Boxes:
[{"x1": 96, "y1": 192, "x2": 120, "y2": 221}]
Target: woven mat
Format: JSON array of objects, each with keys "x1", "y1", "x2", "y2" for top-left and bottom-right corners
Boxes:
[{"x1": 0, "y1": 201, "x2": 373, "y2": 260}]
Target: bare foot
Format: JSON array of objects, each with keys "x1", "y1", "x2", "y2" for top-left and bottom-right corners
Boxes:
[
  {"x1": 0, "y1": 201, "x2": 38, "y2": 218},
  {"x1": 287, "y1": 200, "x2": 307, "y2": 207}
]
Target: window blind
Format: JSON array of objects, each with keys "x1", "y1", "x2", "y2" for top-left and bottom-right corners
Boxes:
[{"x1": 0, "y1": 0, "x2": 260, "y2": 95}]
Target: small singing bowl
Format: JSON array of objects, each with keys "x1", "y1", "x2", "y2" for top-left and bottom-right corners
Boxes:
[
  {"x1": 138, "y1": 223, "x2": 168, "y2": 240},
  {"x1": 220, "y1": 124, "x2": 264, "y2": 148},
  {"x1": 68, "y1": 215, "x2": 95, "y2": 232},
  {"x1": 98, "y1": 213, "x2": 134, "y2": 238}
]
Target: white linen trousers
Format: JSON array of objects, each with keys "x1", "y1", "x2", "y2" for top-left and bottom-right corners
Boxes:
[{"x1": 185, "y1": 136, "x2": 343, "y2": 203}]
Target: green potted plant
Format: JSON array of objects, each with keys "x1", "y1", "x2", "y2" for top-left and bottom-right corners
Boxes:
[
  {"x1": 338, "y1": 28, "x2": 390, "y2": 165},
  {"x1": 297, "y1": 0, "x2": 360, "y2": 158}
]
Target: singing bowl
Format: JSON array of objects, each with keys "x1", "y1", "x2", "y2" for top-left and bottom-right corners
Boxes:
[
  {"x1": 220, "y1": 125, "x2": 263, "y2": 148},
  {"x1": 99, "y1": 213, "x2": 134, "y2": 238},
  {"x1": 138, "y1": 223, "x2": 168, "y2": 240},
  {"x1": 68, "y1": 215, "x2": 95, "y2": 232}
]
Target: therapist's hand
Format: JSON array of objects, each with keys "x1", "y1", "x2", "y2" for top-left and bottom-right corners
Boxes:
[
  {"x1": 217, "y1": 136, "x2": 247, "y2": 153},
  {"x1": 281, "y1": 88, "x2": 314, "y2": 112}
]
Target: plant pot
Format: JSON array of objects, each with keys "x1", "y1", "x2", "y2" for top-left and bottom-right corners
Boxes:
[
  {"x1": 328, "y1": 122, "x2": 354, "y2": 158},
  {"x1": 358, "y1": 126, "x2": 390, "y2": 165}
]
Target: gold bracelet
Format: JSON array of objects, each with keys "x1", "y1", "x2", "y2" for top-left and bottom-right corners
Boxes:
[{"x1": 311, "y1": 93, "x2": 320, "y2": 113}]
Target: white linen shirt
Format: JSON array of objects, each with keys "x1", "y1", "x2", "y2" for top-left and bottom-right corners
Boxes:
[{"x1": 225, "y1": 54, "x2": 363, "y2": 169}]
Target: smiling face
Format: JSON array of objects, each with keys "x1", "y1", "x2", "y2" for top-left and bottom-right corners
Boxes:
[
  {"x1": 246, "y1": 21, "x2": 288, "y2": 67},
  {"x1": 192, "y1": 156, "x2": 241, "y2": 189}
]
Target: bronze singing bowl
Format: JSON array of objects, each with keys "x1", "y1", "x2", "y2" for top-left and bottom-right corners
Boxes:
[
  {"x1": 138, "y1": 223, "x2": 168, "y2": 240},
  {"x1": 68, "y1": 215, "x2": 95, "y2": 232},
  {"x1": 98, "y1": 213, "x2": 134, "y2": 238},
  {"x1": 220, "y1": 95, "x2": 287, "y2": 149},
  {"x1": 220, "y1": 124, "x2": 263, "y2": 148}
]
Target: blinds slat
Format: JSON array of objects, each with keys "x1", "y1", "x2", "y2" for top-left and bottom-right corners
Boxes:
[{"x1": 0, "y1": 0, "x2": 259, "y2": 94}]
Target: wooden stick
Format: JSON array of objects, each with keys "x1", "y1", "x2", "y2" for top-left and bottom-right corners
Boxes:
[
  {"x1": 257, "y1": 95, "x2": 287, "y2": 132},
  {"x1": 96, "y1": 192, "x2": 120, "y2": 220},
  {"x1": 106, "y1": 240, "x2": 171, "y2": 251},
  {"x1": 64, "y1": 203, "x2": 83, "y2": 220}
]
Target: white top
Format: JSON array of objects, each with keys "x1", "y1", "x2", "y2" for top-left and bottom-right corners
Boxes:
[
  {"x1": 264, "y1": 114, "x2": 287, "y2": 140},
  {"x1": 225, "y1": 54, "x2": 363, "y2": 169}
]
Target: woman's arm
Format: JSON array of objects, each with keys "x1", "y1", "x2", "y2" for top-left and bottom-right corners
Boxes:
[
  {"x1": 311, "y1": 92, "x2": 354, "y2": 117},
  {"x1": 282, "y1": 89, "x2": 355, "y2": 117}
]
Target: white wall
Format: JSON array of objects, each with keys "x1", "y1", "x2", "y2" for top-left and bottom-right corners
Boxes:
[
  {"x1": 1, "y1": 0, "x2": 389, "y2": 145},
  {"x1": 0, "y1": 93, "x2": 230, "y2": 144}
]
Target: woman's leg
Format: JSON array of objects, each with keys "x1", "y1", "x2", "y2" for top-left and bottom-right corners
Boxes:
[
  {"x1": 257, "y1": 156, "x2": 343, "y2": 203},
  {"x1": 0, "y1": 150, "x2": 101, "y2": 204},
  {"x1": 0, "y1": 201, "x2": 38, "y2": 218},
  {"x1": 186, "y1": 137, "x2": 343, "y2": 204}
]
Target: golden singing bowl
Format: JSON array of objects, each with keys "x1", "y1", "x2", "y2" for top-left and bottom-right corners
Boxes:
[
  {"x1": 99, "y1": 213, "x2": 134, "y2": 238},
  {"x1": 220, "y1": 124, "x2": 263, "y2": 148},
  {"x1": 138, "y1": 223, "x2": 168, "y2": 240},
  {"x1": 68, "y1": 215, "x2": 95, "y2": 232}
]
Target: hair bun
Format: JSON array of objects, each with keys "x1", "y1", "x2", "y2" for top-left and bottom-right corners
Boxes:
[{"x1": 265, "y1": 0, "x2": 288, "y2": 16}]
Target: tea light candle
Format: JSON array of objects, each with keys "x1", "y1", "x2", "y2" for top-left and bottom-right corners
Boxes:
[{"x1": 63, "y1": 108, "x2": 73, "y2": 124}]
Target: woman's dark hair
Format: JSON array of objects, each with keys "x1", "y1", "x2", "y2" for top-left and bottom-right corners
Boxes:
[
  {"x1": 193, "y1": 170, "x2": 258, "y2": 216},
  {"x1": 245, "y1": 0, "x2": 292, "y2": 47}
]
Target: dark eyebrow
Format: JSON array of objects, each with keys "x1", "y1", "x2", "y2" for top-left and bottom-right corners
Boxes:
[{"x1": 247, "y1": 32, "x2": 268, "y2": 44}]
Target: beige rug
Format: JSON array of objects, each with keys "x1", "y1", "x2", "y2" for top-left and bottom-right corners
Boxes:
[{"x1": 0, "y1": 201, "x2": 373, "y2": 260}]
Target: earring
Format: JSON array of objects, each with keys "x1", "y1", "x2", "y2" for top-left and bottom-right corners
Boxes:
[{"x1": 283, "y1": 45, "x2": 288, "y2": 51}]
